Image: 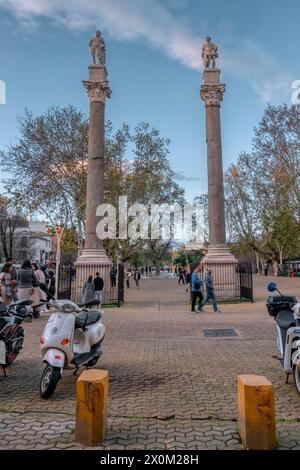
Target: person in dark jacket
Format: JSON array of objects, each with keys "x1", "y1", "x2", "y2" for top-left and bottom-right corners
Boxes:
[
  {"x1": 110, "y1": 267, "x2": 117, "y2": 287},
  {"x1": 93, "y1": 272, "x2": 104, "y2": 304},
  {"x1": 17, "y1": 260, "x2": 40, "y2": 318},
  {"x1": 47, "y1": 271, "x2": 55, "y2": 299},
  {"x1": 190, "y1": 266, "x2": 203, "y2": 313},
  {"x1": 82, "y1": 275, "x2": 96, "y2": 304},
  {"x1": 134, "y1": 269, "x2": 141, "y2": 289},
  {"x1": 200, "y1": 268, "x2": 221, "y2": 313}
]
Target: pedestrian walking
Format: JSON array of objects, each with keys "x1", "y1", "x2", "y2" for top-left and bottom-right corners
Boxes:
[
  {"x1": 110, "y1": 266, "x2": 117, "y2": 287},
  {"x1": 200, "y1": 268, "x2": 221, "y2": 313},
  {"x1": 93, "y1": 272, "x2": 104, "y2": 304},
  {"x1": 32, "y1": 262, "x2": 48, "y2": 311},
  {"x1": 82, "y1": 275, "x2": 96, "y2": 304},
  {"x1": 17, "y1": 260, "x2": 40, "y2": 318},
  {"x1": 125, "y1": 269, "x2": 132, "y2": 288},
  {"x1": 6, "y1": 257, "x2": 17, "y2": 281},
  {"x1": 185, "y1": 270, "x2": 191, "y2": 284},
  {"x1": 134, "y1": 269, "x2": 141, "y2": 289},
  {"x1": 178, "y1": 268, "x2": 185, "y2": 284},
  {"x1": 47, "y1": 271, "x2": 56, "y2": 299},
  {"x1": 263, "y1": 262, "x2": 269, "y2": 276},
  {"x1": 0, "y1": 263, "x2": 17, "y2": 305},
  {"x1": 190, "y1": 266, "x2": 203, "y2": 313}
]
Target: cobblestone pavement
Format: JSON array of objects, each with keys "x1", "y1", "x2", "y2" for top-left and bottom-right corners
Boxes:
[{"x1": 1, "y1": 275, "x2": 300, "y2": 450}]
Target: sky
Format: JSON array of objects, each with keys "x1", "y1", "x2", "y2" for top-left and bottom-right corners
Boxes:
[{"x1": 0, "y1": 0, "x2": 299, "y2": 202}]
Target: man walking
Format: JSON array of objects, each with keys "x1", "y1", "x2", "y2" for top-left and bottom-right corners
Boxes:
[
  {"x1": 134, "y1": 269, "x2": 141, "y2": 289},
  {"x1": 200, "y1": 268, "x2": 221, "y2": 313},
  {"x1": 110, "y1": 266, "x2": 117, "y2": 287},
  {"x1": 178, "y1": 267, "x2": 185, "y2": 284},
  {"x1": 94, "y1": 272, "x2": 104, "y2": 304},
  {"x1": 191, "y1": 266, "x2": 203, "y2": 313}
]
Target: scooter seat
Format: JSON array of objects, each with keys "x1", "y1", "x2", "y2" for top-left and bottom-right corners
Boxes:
[
  {"x1": 276, "y1": 310, "x2": 295, "y2": 330},
  {"x1": 75, "y1": 310, "x2": 101, "y2": 329}
]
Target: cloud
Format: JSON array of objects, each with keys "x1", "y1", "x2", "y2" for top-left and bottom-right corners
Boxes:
[
  {"x1": 0, "y1": 0, "x2": 292, "y2": 101},
  {"x1": 174, "y1": 171, "x2": 201, "y2": 182}
]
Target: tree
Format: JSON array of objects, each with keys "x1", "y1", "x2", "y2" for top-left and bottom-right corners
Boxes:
[
  {"x1": 224, "y1": 104, "x2": 300, "y2": 271},
  {"x1": 1, "y1": 107, "x2": 185, "y2": 268},
  {"x1": 268, "y1": 207, "x2": 300, "y2": 265},
  {"x1": 104, "y1": 122, "x2": 185, "y2": 268},
  {"x1": 0, "y1": 198, "x2": 29, "y2": 260},
  {"x1": 173, "y1": 248, "x2": 203, "y2": 267},
  {"x1": 0, "y1": 105, "x2": 88, "y2": 233},
  {"x1": 60, "y1": 227, "x2": 79, "y2": 263},
  {"x1": 253, "y1": 104, "x2": 300, "y2": 215}
]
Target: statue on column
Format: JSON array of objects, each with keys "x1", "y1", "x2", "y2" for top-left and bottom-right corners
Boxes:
[
  {"x1": 89, "y1": 31, "x2": 106, "y2": 65},
  {"x1": 202, "y1": 37, "x2": 218, "y2": 69}
]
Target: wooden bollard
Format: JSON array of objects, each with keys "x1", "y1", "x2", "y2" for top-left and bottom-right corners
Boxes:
[
  {"x1": 75, "y1": 369, "x2": 109, "y2": 446},
  {"x1": 237, "y1": 374, "x2": 276, "y2": 450}
]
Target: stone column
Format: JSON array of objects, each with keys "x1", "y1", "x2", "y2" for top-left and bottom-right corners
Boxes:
[
  {"x1": 200, "y1": 68, "x2": 238, "y2": 300},
  {"x1": 74, "y1": 65, "x2": 112, "y2": 303}
]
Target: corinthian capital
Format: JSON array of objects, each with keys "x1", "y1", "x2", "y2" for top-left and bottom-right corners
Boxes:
[
  {"x1": 83, "y1": 80, "x2": 112, "y2": 103},
  {"x1": 200, "y1": 84, "x2": 225, "y2": 106}
]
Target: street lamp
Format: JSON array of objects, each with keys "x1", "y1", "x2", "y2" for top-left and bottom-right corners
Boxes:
[{"x1": 47, "y1": 224, "x2": 65, "y2": 299}]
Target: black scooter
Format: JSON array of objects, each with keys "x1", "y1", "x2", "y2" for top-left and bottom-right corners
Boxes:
[
  {"x1": 267, "y1": 282, "x2": 300, "y2": 395},
  {"x1": 0, "y1": 299, "x2": 33, "y2": 375}
]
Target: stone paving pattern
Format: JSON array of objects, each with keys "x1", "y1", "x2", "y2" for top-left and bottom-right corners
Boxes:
[{"x1": 1, "y1": 275, "x2": 300, "y2": 450}]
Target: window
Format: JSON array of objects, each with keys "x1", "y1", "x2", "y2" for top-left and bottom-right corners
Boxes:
[{"x1": 20, "y1": 236, "x2": 28, "y2": 248}]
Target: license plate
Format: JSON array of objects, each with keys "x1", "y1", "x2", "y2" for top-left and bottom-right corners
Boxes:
[{"x1": 0, "y1": 341, "x2": 6, "y2": 365}]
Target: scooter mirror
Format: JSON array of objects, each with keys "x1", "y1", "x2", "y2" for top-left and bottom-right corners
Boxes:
[{"x1": 267, "y1": 282, "x2": 277, "y2": 292}]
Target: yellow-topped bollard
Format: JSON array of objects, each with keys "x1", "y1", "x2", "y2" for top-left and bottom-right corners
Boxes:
[
  {"x1": 75, "y1": 369, "x2": 109, "y2": 446},
  {"x1": 237, "y1": 374, "x2": 276, "y2": 450}
]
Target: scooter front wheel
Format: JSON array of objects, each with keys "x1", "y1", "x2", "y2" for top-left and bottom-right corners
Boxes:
[
  {"x1": 293, "y1": 364, "x2": 300, "y2": 396},
  {"x1": 40, "y1": 364, "x2": 61, "y2": 399}
]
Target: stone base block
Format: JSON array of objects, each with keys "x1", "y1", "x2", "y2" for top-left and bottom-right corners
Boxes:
[
  {"x1": 73, "y1": 250, "x2": 113, "y2": 305},
  {"x1": 237, "y1": 374, "x2": 276, "y2": 450},
  {"x1": 75, "y1": 249, "x2": 111, "y2": 266},
  {"x1": 75, "y1": 369, "x2": 109, "y2": 446},
  {"x1": 88, "y1": 64, "x2": 108, "y2": 82},
  {"x1": 201, "y1": 247, "x2": 239, "y2": 301}
]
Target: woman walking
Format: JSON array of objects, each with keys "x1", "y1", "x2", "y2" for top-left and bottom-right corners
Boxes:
[
  {"x1": 32, "y1": 263, "x2": 48, "y2": 311},
  {"x1": 82, "y1": 275, "x2": 96, "y2": 304},
  {"x1": 125, "y1": 269, "x2": 132, "y2": 288},
  {"x1": 0, "y1": 263, "x2": 17, "y2": 305},
  {"x1": 17, "y1": 260, "x2": 40, "y2": 318}
]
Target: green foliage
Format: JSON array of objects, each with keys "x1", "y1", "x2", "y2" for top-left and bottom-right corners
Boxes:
[
  {"x1": 1, "y1": 107, "x2": 185, "y2": 267},
  {"x1": 173, "y1": 249, "x2": 202, "y2": 267},
  {"x1": 0, "y1": 105, "x2": 88, "y2": 230},
  {"x1": 224, "y1": 103, "x2": 300, "y2": 263}
]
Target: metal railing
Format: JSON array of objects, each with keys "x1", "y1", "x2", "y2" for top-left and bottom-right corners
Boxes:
[{"x1": 58, "y1": 263, "x2": 124, "y2": 307}]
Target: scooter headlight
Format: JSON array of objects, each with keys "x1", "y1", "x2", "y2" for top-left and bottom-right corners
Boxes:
[
  {"x1": 292, "y1": 303, "x2": 300, "y2": 317},
  {"x1": 61, "y1": 303, "x2": 75, "y2": 313}
]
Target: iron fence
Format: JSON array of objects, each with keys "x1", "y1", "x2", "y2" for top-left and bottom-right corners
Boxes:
[
  {"x1": 189, "y1": 261, "x2": 253, "y2": 303},
  {"x1": 57, "y1": 263, "x2": 124, "y2": 307}
]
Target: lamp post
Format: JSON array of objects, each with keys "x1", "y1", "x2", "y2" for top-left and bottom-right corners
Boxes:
[{"x1": 47, "y1": 224, "x2": 65, "y2": 299}]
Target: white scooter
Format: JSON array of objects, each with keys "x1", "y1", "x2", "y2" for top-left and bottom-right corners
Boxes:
[
  {"x1": 267, "y1": 282, "x2": 300, "y2": 395},
  {"x1": 39, "y1": 298, "x2": 105, "y2": 399}
]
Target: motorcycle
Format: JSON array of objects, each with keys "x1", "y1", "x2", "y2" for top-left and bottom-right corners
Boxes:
[
  {"x1": 39, "y1": 298, "x2": 105, "y2": 399},
  {"x1": 0, "y1": 299, "x2": 33, "y2": 375},
  {"x1": 267, "y1": 282, "x2": 300, "y2": 395}
]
